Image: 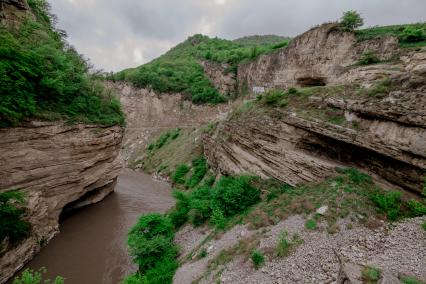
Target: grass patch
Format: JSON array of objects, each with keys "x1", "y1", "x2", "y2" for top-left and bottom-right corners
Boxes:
[
  {"x1": 401, "y1": 276, "x2": 425, "y2": 284},
  {"x1": 171, "y1": 164, "x2": 190, "y2": 184},
  {"x1": 361, "y1": 266, "x2": 381, "y2": 284},
  {"x1": 250, "y1": 250, "x2": 265, "y2": 269},
  {"x1": 356, "y1": 23, "x2": 426, "y2": 48},
  {"x1": 148, "y1": 128, "x2": 181, "y2": 151},
  {"x1": 305, "y1": 219, "x2": 317, "y2": 230},
  {"x1": 275, "y1": 231, "x2": 303, "y2": 257}
]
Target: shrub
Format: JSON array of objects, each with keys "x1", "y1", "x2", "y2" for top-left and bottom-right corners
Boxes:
[
  {"x1": 358, "y1": 51, "x2": 381, "y2": 65},
  {"x1": 210, "y1": 208, "x2": 227, "y2": 230},
  {"x1": 370, "y1": 191, "x2": 402, "y2": 221},
  {"x1": 336, "y1": 168, "x2": 372, "y2": 185},
  {"x1": 263, "y1": 90, "x2": 285, "y2": 105},
  {"x1": 399, "y1": 26, "x2": 426, "y2": 43},
  {"x1": 169, "y1": 191, "x2": 190, "y2": 229},
  {"x1": 186, "y1": 157, "x2": 208, "y2": 188},
  {"x1": 422, "y1": 220, "x2": 426, "y2": 231},
  {"x1": 12, "y1": 268, "x2": 64, "y2": 284},
  {"x1": 361, "y1": 266, "x2": 381, "y2": 284},
  {"x1": 172, "y1": 165, "x2": 190, "y2": 184},
  {"x1": 211, "y1": 176, "x2": 261, "y2": 217},
  {"x1": 272, "y1": 40, "x2": 289, "y2": 49},
  {"x1": 401, "y1": 276, "x2": 424, "y2": 284},
  {"x1": 127, "y1": 214, "x2": 177, "y2": 273},
  {"x1": 275, "y1": 232, "x2": 291, "y2": 257},
  {"x1": 340, "y1": 10, "x2": 364, "y2": 31},
  {"x1": 188, "y1": 186, "x2": 213, "y2": 226},
  {"x1": 251, "y1": 250, "x2": 265, "y2": 269},
  {"x1": 0, "y1": 191, "x2": 30, "y2": 245},
  {"x1": 305, "y1": 219, "x2": 317, "y2": 230},
  {"x1": 406, "y1": 200, "x2": 426, "y2": 217}
]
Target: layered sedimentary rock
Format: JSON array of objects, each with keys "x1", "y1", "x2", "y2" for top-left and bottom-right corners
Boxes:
[
  {"x1": 237, "y1": 23, "x2": 399, "y2": 92},
  {"x1": 0, "y1": 122, "x2": 123, "y2": 283},
  {"x1": 108, "y1": 82, "x2": 231, "y2": 166},
  {"x1": 200, "y1": 60, "x2": 236, "y2": 96},
  {"x1": 205, "y1": 25, "x2": 426, "y2": 194},
  {"x1": 0, "y1": 0, "x2": 30, "y2": 28}
]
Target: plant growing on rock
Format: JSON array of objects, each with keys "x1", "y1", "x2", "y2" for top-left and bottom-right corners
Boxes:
[
  {"x1": 361, "y1": 266, "x2": 381, "y2": 284},
  {"x1": 250, "y1": 250, "x2": 265, "y2": 269},
  {"x1": 340, "y1": 10, "x2": 364, "y2": 31},
  {"x1": 0, "y1": 191, "x2": 30, "y2": 247},
  {"x1": 399, "y1": 26, "x2": 426, "y2": 43},
  {"x1": 358, "y1": 50, "x2": 381, "y2": 65}
]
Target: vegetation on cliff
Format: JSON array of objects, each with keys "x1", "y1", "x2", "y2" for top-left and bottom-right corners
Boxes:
[
  {"x1": 113, "y1": 34, "x2": 289, "y2": 104},
  {"x1": 0, "y1": 0, "x2": 125, "y2": 127},
  {"x1": 0, "y1": 191, "x2": 30, "y2": 253},
  {"x1": 12, "y1": 268, "x2": 64, "y2": 284},
  {"x1": 356, "y1": 23, "x2": 426, "y2": 48}
]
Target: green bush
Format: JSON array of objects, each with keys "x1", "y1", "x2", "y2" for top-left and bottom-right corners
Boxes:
[
  {"x1": 263, "y1": 90, "x2": 285, "y2": 105},
  {"x1": 12, "y1": 268, "x2": 64, "y2": 284},
  {"x1": 340, "y1": 10, "x2": 364, "y2": 31},
  {"x1": 127, "y1": 214, "x2": 177, "y2": 273},
  {"x1": 401, "y1": 276, "x2": 424, "y2": 284},
  {"x1": 406, "y1": 200, "x2": 426, "y2": 217},
  {"x1": 169, "y1": 191, "x2": 190, "y2": 228},
  {"x1": 275, "y1": 232, "x2": 290, "y2": 257},
  {"x1": 0, "y1": 3, "x2": 124, "y2": 127},
  {"x1": 251, "y1": 250, "x2": 265, "y2": 269},
  {"x1": 188, "y1": 186, "x2": 213, "y2": 226},
  {"x1": 336, "y1": 168, "x2": 372, "y2": 185},
  {"x1": 172, "y1": 164, "x2": 190, "y2": 184},
  {"x1": 358, "y1": 51, "x2": 381, "y2": 65},
  {"x1": 186, "y1": 157, "x2": 208, "y2": 188},
  {"x1": 361, "y1": 266, "x2": 381, "y2": 283},
  {"x1": 370, "y1": 191, "x2": 402, "y2": 221},
  {"x1": 272, "y1": 41, "x2": 289, "y2": 49},
  {"x1": 212, "y1": 176, "x2": 260, "y2": 217},
  {"x1": 305, "y1": 219, "x2": 317, "y2": 230},
  {"x1": 0, "y1": 191, "x2": 30, "y2": 245},
  {"x1": 400, "y1": 26, "x2": 426, "y2": 43}
]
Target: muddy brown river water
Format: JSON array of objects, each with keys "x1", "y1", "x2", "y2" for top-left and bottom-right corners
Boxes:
[{"x1": 17, "y1": 169, "x2": 174, "y2": 284}]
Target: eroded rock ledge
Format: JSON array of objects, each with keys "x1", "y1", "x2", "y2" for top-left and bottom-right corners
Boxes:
[{"x1": 0, "y1": 121, "x2": 123, "y2": 283}]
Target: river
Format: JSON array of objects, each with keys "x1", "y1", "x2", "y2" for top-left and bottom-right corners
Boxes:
[{"x1": 16, "y1": 169, "x2": 174, "y2": 284}]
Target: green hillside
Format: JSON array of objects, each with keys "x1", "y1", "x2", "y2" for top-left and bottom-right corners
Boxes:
[
  {"x1": 233, "y1": 34, "x2": 290, "y2": 47},
  {"x1": 0, "y1": 0, "x2": 125, "y2": 127},
  {"x1": 113, "y1": 34, "x2": 290, "y2": 104}
]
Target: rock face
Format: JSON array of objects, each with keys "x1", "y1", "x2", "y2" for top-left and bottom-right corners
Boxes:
[
  {"x1": 200, "y1": 60, "x2": 236, "y2": 96},
  {"x1": 237, "y1": 23, "x2": 399, "y2": 93},
  {"x1": 205, "y1": 25, "x2": 426, "y2": 194},
  {"x1": 0, "y1": 122, "x2": 123, "y2": 283},
  {"x1": 0, "y1": 0, "x2": 30, "y2": 28},
  {"x1": 108, "y1": 82, "x2": 232, "y2": 166}
]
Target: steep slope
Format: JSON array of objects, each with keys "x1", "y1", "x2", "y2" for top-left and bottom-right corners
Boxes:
[
  {"x1": 205, "y1": 23, "x2": 426, "y2": 194},
  {"x1": 113, "y1": 34, "x2": 289, "y2": 104},
  {"x1": 0, "y1": 1, "x2": 124, "y2": 282}
]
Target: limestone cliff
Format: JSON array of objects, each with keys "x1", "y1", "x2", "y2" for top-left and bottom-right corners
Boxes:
[
  {"x1": 205, "y1": 24, "x2": 426, "y2": 194},
  {"x1": 108, "y1": 82, "x2": 231, "y2": 166},
  {"x1": 237, "y1": 23, "x2": 399, "y2": 92},
  {"x1": 0, "y1": 122, "x2": 123, "y2": 283}
]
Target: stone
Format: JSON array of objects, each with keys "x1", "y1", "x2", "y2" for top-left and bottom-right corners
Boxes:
[{"x1": 317, "y1": 206, "x2": 329, "y2": 215}]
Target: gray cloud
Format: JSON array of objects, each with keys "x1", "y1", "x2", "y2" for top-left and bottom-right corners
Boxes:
[{"x1": 48, "y1": 0, "x2": 426, "y2": 72}]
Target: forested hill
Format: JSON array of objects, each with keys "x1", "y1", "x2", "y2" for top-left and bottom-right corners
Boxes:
[
  {"x1": 0, "y1": 0, "x2": 124, "y2": 127},
  {"x1": 112, "y1": 34, "x2": 290, "y2": 104}
]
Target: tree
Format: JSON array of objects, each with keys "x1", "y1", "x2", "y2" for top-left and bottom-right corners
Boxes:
[{"x1": 340, "y1": 10, "x2": 364, "y2": 31}]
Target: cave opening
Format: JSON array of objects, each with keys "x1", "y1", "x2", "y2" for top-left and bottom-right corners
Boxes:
[{"x1": 297, "y1": 76, "x2": 327, "y2": 87}]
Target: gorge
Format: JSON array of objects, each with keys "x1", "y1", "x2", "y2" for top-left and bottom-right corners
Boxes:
[{"x1": 1, "y1": 0, "x2": 425, "y2": 283}]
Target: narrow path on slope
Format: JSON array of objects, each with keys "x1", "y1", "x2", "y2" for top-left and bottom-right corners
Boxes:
[{"x1": 19, "y1": 169, "x2": 174, "y2": 284}]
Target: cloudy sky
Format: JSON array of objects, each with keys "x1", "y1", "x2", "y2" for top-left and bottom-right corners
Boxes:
[{"x1": 48, "y1": 0, "x2": 426, "y2": 72}]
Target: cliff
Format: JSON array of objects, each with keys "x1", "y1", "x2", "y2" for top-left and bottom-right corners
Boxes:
[
  {"x1": 108, "y1": 82, "x2": 231, "y2": 166},
  {"x1": 237, "y1": 23, "x2": 399, "y2": 92},
  {"x1": 0, "y1": 122, "x2": 123, "y2": 283},
  {"x1": 205, "y1": 24, "x2": 426, "y2": 194}
]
